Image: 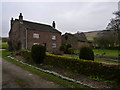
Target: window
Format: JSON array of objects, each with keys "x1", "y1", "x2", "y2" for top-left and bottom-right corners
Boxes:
[
  {"x1": 33, "y1": 33, "x2": 39, "y2": 38},
  {"x1": 52, "y1": 43, "x2": 56, "y2": 48},
  {"x1": 20, "y1": 21, "x2": 23, "y2": 24},
  {"x1": 52, "y1": 35, "x2": 56, "y2": 40},
  {"x1": 33, "y1": 43, "x2": 39, "y2": 45}
]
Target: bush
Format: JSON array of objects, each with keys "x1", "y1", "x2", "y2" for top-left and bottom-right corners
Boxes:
[
  {"x1": 44, "y1": 54, "x2": 120, "y2": 83},
  {"x1": 18, "y1": 50, "x2": 33, "y2": 63},
  {"x1": 67, "y1": 48, "x2": 74, "y2": 54},
  {"x1": 59, "y1": 44, "x2": 65, "y2": 51},
  {"x1": 14, "y1": 41, "x2": 21, "y2": 51},
  {"x1": 8, "y1": 39, "x2": 13, "y2": 51},
  {"x1": 79, "y1": 47, "x2": 94, "y2": 61},
  {"x1": 59, "y1": 44, "x2": 74, "y2": 54},
  {"x1": 8, "y1": 40, "x2": 21, "y2": 51},
  {"x1": 31, "y1": 45, "x2": 46, "y2": 64}
]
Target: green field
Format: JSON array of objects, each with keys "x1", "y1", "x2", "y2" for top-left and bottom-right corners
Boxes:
[
  {"x1": 0, "y1": 42, "x2": 8, "y2": 49},
  {"x1": 93, "y1": 49, "x2": 119, "y2": 58},
  {"x1": 75, "y1": 49, "x2": 119, "y2": 58}
]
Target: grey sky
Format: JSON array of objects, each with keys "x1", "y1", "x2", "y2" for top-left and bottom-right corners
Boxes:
[{"x1": 1, "y1": 1, "x2": 119, "y2": 37}]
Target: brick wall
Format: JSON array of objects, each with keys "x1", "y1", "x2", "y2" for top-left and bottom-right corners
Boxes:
[{"x1": 27, "y1": 30, "x2": 61, "y2": 51}]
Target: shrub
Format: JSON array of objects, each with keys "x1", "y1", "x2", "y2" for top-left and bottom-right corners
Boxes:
[
  {"x1": 44, "y1": 54, "x2": 120, "y2": 83},
  {"x1": 31, "y1": 45, "x2": 46, "y2": 64},
  {"x1": 18, "y1": 50, "x2": 33, "y2": 63},
  {"x1": 14, "y1": 41, "x2": 21, "y2": 51},
  {"x1": 59, "y1": 44, "x2": 65, "y2": 51},
  {"x1": 8, "y1": 39, "x2": 13, "y2": 51},
  {"x1": 79, "y1": 47, "x2": 94, "y2": 61},
  {"x1": 67, "y1": 48, "x2": 74, "y2": 54},
  {"x1": 59, "y1": 44, "x2": 74, "y2": 54},
  {"x1": 8, "y1": 40, "x2": 21, "y2": 51}
]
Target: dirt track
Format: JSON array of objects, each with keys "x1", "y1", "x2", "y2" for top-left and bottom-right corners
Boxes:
[{"x1": 2, "y1": 58, "x2": 62, "y2": 88}]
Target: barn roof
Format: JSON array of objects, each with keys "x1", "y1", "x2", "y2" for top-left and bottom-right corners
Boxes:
[
  {"x1": 63, "y1": 33, "x2": 88, "y2": 42},
  {"x1": 74, "y1": 33, "x2": 88, "y2": 42}
]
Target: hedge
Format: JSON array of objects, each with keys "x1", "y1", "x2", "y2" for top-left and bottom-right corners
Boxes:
[
  {"x1": 44, "y1": 54, "x2": 120, "y2": 83},
  {"x1": 18, "y1": 50, "x2": 120, "y2": 83},
  {"x1": 79, "y1": 47, "x2": 94, "y2": 61},
  {"x1": 31, "y1": 45, "x2": 46, "y2": 64}
]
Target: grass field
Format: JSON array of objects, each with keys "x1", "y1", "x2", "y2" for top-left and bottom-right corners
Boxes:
[
  {"x1": 93, "y1": 49, "x2": 119, "y2": 58},
  {"x1": 75, "y1": 49, "x2": 119, "y2": 58},
  {"x1": 0, "y1": 42, "x2": 8, "y2": 49}
]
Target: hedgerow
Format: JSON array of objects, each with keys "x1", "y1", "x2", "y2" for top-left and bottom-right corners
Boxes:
[
  {"x1": 17, "y1": 50, "x2": 120, "y2": 83},
  {"x1": 44, "y1": 54, "x2": 120, "y2": 83}
]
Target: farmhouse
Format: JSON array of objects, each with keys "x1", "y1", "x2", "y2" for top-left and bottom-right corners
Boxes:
[
  {"x1": 9, "y1": 13, "x2": 62, "y2": 51},
  {"x1": 62, "y1": 32, "x2": 92, "y2": 50}
]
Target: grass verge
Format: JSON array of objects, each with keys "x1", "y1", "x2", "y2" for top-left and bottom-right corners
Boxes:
[{"x1": 2, "y1": 50, "x2": 90, "y2": 88}]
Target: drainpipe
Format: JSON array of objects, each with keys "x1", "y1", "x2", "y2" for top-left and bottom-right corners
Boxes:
[{"x1": 25, "y1": 28, "x2": 27, "y2": 49}]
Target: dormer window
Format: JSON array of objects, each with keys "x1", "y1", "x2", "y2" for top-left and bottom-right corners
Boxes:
[
  {"x1": 52, "y1": 35, "x2": 56, "y2": 40},
  {"x1": 33, "y1": 33, "x2": 39, "y2": 38}
]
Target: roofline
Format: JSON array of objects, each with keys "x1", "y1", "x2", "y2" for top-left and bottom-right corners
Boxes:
[{"x1": 15, "y1": 19, "x2": 61, "y2": 34}]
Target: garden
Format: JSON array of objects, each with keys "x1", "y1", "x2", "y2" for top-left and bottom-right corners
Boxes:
[
  {"x1": 1, "y1": 42, "x2": 120, "y2": 88},
  {"x1": 2, "y1": 43, "x2": 119, "y2": 88}
]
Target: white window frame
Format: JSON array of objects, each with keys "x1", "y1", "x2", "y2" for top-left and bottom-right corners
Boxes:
[
  {"x1": 33, "y1": 43, "x2": 39, "y2": 45},
  {"x1": 52, "y1": 35, "x2": 56, "y2": 40},
  {"x1": 33, "y1": 33, "x2": 39, "y2": 39},
  {"x1": 52, "y1": 43, "x2": 56, "y2": 48},
  {"x1": 20, "y1": 21, "x2": 23, "y2": 24}
]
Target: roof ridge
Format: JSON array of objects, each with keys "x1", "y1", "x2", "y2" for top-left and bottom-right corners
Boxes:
[
  {"x1": 17, "y1": 19, "x2": 61, "y2": 33},
  {"x1": 23, "y1": 20, "x2": 52, "y2": 27}
]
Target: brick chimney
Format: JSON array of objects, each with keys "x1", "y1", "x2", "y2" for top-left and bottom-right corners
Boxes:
[
  {"x1": 11, "y1": 17, "x2": 13, "y2": 29},
  {"x1": 19, "y1": 13, "x2": 23, "y2": 21},
  {"x1": 52, "y1": 21, "x2": 55, "y2": 28}
]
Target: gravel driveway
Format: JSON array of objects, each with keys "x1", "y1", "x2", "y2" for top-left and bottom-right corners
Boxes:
[{"x1": 2, "y1": 58, "x2": 62, "y2": 88}]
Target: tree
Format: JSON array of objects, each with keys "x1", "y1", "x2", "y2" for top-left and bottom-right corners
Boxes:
[
  {"x1": 106, "y1": 11, "x2": 120, "y2": 60},
  {"x1": 93, "y1": 30, "x2": 118, "y2": 49}
]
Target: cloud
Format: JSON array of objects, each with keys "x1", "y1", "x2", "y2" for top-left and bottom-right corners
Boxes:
[{"x1": 1, "y1": 2, "x2": 118, "y2": 37}]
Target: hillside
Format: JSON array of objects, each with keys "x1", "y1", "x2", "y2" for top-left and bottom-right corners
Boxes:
[{"x1": 84, "y1": 30, "x2": 102, "y2": 41}]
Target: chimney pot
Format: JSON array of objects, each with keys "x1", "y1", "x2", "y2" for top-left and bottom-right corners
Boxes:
[{"x1": 52, "y1": 21, "x2": 55, "y2": 28}]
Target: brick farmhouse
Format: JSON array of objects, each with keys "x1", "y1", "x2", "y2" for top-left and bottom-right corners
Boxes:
[{"x1": 9, "y1": 13, "x2": 62, "y2": 51}]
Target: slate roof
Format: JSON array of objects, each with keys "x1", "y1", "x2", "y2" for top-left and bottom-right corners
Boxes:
[
  {"x1": 63, "y1": 33, "x2": 88, "y2": 42},
  {"x1": 74, "y1": 33, "x2": 88, "y2": 42},
  {"x1": 20, "y1": 20, "x2": 61, "y2": 33}
]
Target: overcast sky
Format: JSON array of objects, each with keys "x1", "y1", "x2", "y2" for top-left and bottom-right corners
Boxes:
[{"x1": 1, "y1": 0, "x2": 119, "y2": 37}]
